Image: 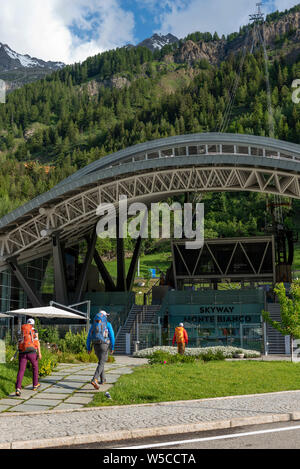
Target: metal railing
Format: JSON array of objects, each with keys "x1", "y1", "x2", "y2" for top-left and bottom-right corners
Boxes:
[{"x1": 144, "y1": 280, "x2": 160, "y2": 306}]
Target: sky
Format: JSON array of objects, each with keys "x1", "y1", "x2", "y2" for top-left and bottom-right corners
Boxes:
[{"x1": 0, "y1": 0, "x2": 299, "y2": 64}]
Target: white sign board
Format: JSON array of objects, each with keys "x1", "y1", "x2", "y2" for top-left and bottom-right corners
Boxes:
[
  {"x1": 0, "y1": 339, "x2": 5, "y2": 363},
  {"x1": 126, "y1": 333, "x2": 131, "y2": 355},
  {"x1": 292, "y1": 339, "x2": 300, "y2": 363},
  {"x1": 0, "y1": 80, "x2": 6, "y2": 104}
]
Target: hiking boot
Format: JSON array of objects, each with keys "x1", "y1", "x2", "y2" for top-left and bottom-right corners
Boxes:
[
  {"x1": 100, "y1": 380, "x2": 107, "y2": 385},
  {"x1": 91, "y1": 379, "x2": 100, "y2": 390},
  {"x1": 33, "y1": 384, "x2": 41, "y2": 392},
  {"x1": 15, "y1": 389, "x2": 21, "y2": 397}
]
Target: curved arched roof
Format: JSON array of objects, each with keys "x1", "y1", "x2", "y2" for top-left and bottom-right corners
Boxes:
[{"x1": 0, "y1": 132, "x2": 299, "y2": 235}]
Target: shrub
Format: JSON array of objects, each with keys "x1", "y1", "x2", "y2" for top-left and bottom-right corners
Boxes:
[
  {"x1": 38, "y1": 347, "x2": 58, "y2": 376},
  {"x1": 5, "y1": 344, "x2": 17, "y2": 362},
  {"x1": 58, "y1": 330, "x2": 88, "y2": 354},
  {"x1": 75, "y1": 350, "x2": 98, "y2": 363},
  {"x1": 54, "y1": 349, "x2": 115, "y2": 364},
  {"x1": 36, "y1": 326, "x2": 60, "y2": 344},
  {"x1": 148, "y1": 351, "x2": 196, "y2": 365},
  {"x1": 147, "y1": 350, "x2": 226, "y2": 364},
  {"x1": 200, "y1": 350, "x2": 226, "y2": 362},
  {"x1": 55, "y1": 351, "x2": 78, "y2": 364}
]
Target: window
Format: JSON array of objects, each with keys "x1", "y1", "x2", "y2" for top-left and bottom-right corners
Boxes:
[
  {"x1": 134, "y1": 154, "x2": 146, "y2": 162},
  {"x1": 222, "y1": 145, "x2": 234, "y2": 154},
  {"x1": 175, "y1": 147, "x2": 187, "y2": 157},
  {"x1": 250, "y1": 147, "x2": 264, "y2": 157},
  {"x1": 161, "y1": 148, "x2": 173, "y2": 157},
  {"x1": 188, "y1": 146, "x2": 198, "y2": 155},
  {"x1": 236, "y1": 146, "x2": 249, "y2": 155},
  {"x1": 147, "y1": 152, "x2": 159, "y2": 160}
]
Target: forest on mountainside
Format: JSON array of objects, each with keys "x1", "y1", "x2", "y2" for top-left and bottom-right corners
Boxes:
[{"x1": 0, "y1": 4, "x2": 300, "y2": 255}]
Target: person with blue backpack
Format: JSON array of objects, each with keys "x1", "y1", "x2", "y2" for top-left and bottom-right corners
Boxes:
[{"x1": 86, "y1": 310, "x2": 115, "y2": 390}]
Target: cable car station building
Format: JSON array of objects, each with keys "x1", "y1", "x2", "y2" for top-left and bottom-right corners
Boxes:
[{"x1": 0, "y1": 133, "x2": 299, "y2": 354}]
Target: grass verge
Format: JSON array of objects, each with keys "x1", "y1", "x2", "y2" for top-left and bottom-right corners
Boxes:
[
  {"x1": 0, "y1": 363, "x2": 32, "y2": 399},
  {"x1": 88, "y1": 361, "x2": 300, "y2": 407}
]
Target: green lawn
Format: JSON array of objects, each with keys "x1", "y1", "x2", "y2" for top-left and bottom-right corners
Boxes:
[
  {"x1": 0, "y1": 363, "x2": 31, "y2": 399},
  {"x1": 293, "y1": 244, "x2": 300, "y2": 272},
  {"x1": 104, "y1": 252, "x2": 172, "y2": 279},
  {"x1": 88, "y1": 361, "x2": 300, "y2": 407}
]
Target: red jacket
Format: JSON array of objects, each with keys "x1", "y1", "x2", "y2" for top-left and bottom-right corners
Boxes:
[{"x1": 172, "y1": 327, "x2": 188, "y2": 345}]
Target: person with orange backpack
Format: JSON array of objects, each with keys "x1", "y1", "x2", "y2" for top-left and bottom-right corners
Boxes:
[
  {"x1": 172, "y1": 322, "x2": 188, "y2": 355},
  {"x1": 15, "y1": 318, "x2": 42, "y2": 397}
]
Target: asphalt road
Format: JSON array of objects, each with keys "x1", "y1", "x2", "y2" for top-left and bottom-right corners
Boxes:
[{"x1": 51, "y1": 421, "x2": 300, "y2": 450}]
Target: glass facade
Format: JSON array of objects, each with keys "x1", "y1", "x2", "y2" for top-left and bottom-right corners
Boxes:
[
  {"x1": 0, "y1": 256, "x2": 53, "y2": 313},
  {"x1": 161, "y1": 290, "x2": 265, "y2": 352}
]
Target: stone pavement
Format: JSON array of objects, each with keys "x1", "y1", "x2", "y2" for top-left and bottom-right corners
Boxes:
[
  {"x1": 1, "y1": 389, "x2": 300, "y2": 448},
  {"x1": 1, "y1": 355, "x2": 300, "y2": 448},
  {"x1": 0, "y1": 355, "x2": 148, "y2": 414}
]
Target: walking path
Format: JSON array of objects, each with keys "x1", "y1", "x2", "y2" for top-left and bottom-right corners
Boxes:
[
  {"x1": 1, "y1": 355, "x2": 300, "y2": 448},
  {"x1": 0, "y1": 356, "x2": 147, "y2": 413},
  {"x1": 1, "y1": 387, "x2": 300, "y2": 448}
]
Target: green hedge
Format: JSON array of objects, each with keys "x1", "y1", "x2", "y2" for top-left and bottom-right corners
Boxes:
[{"x1": 148, "y1": 350, "x2": 225, "y2": 365}]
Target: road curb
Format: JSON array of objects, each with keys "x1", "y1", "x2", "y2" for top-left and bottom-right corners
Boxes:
[{"x1": 1, "y1": 412, "x2": 299, "y2": 449}]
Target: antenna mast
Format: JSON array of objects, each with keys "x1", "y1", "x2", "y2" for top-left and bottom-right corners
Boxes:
[{"x1": 249, "y1": 2, "x2": 265, "y2": 23}]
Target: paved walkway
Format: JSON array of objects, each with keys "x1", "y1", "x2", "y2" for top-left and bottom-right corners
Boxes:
[
  {"x1": 1, "y1": 388, "x2": 300, "y2": 448},
  {"x1": 0, "y1": 356, "x2": 147, "y2": 413},
  {"x1": 1, "y1": 355, "x2": 300, "y2": 448}
]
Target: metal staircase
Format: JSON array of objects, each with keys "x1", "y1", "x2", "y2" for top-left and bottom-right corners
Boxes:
[
  {"x1": 114, "y1": 304, "x2": 161, "y2": 355},
  {"x1": 266, "y1": 304, "x2": 286, "y2": 354}
]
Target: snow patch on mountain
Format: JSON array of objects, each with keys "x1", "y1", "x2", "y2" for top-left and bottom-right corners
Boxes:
[
  {"x1": 138, "y1": 33, "x2": 179, "y2": 52},
  {"x1": 0, "y1": 43, "x2": 65, "y2": 71},
  {"x1": 4, "y1": 46, "x2": 42, "y2": 68}
]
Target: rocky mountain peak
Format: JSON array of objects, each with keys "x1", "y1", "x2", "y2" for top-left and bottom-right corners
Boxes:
[
  {"x1": 138, "y1": 33, "x2": 179, "y2": 52},
  {"x1": 0, "y1": 42, "x2": 64, "y2": 72}
]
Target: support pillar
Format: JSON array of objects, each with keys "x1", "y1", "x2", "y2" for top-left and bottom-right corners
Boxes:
[
  {"x1": 126, "y1": 210, "x2": 147, "y2": 292},
  {"x1": 126, "y1": 236, "x2": 143, "y2": 292},
  {"x1": 93, "y1": 250, "x2": 116, "y2": 292},
  {"x1": 116, "y1": 216, "x2": 126, "y2": 292},
  {"x1": 52, "y1": 233, "x2": 68, "y2": 305},
  {"x1": 74, "y1": 229, "x2": 97, "y2": 302}
]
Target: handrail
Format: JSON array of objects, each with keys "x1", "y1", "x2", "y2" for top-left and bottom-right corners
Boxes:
[
  {"x1": 144, "y1": 279, "x2": 160, "y2": 305},
  {"x1": 115, "y1": 325, "x2": 122, "y2": 343}
]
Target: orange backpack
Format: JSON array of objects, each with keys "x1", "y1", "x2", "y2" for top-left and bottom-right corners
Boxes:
[
  {"x1": 175, "y1": 327, "x2": 185, "y2": 344},
  {"x1": 19, "y1": 324, "x2": 39, "y2": 353}
]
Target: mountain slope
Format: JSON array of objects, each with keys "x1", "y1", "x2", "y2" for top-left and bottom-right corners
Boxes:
[
  {"x1": 0, "y1": 42, "x2": 64, "y2": 91},
  {"x1": 0, "y1": 3, "x2": 299, "y2": 229}
]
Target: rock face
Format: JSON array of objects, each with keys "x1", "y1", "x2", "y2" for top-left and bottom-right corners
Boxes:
[
  {"x1": 109, "y1": 76, "x2": 131, "y2": 89},
  {"x1": 85, "y1": 80, "x2": 101, "y2": 97},
  {"x1": 263, "y1": 11, "x2": 300, "y2": 44},
  {"x1": 81, "y1": 76, "x2": 131, "y2": 96},
  {"x1": 175, "y1": 40, "x2": 225, "y2": 65},
  {"x1": 172, "y1": 11, "x2": 300, "y2": 66}
]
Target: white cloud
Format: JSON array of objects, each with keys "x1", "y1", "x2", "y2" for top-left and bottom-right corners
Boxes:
[
  {"x1": 155, "y1": 0, "x2": 300, "y2": 38},
  {"x1": 273, "y1": 0, "x2": 300, "y2": 10},
  {"x1": 0, "y1": 0, "x2": 298, "y2": 65},
  {"x1": 0, "y1": 0, "x2": 136, "y2": 64}
]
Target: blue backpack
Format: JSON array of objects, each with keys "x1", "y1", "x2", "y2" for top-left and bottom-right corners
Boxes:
[{"x1": 91, "y1": 312, "x2": 109, "y2": 344}]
